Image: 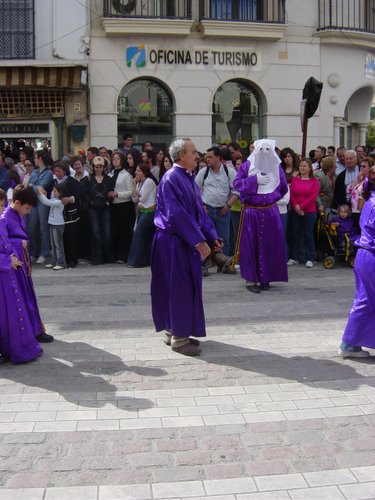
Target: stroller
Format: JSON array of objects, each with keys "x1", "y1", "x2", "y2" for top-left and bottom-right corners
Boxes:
[{"x1": 316, "y1": 209, "x2": 357, "y2": 269}]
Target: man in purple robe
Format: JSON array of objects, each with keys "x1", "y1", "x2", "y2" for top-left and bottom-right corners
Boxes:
[
  {"x1": 233, "y1": 139, "x2": 288, "y2": 294},
  {"x1": 151, "y1": 138, "x2": 222, "y2": 356},
  {"x1": 339, "y1": 177, "x2": 375, "y2": 358},
  {"x1": 1, "y1": 185, "x2": 54, "y2": 344}
]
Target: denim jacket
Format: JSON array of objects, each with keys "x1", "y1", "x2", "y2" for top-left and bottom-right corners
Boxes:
[{"x1": 29, "y1": 167, "x2": 54, "y2": 197}]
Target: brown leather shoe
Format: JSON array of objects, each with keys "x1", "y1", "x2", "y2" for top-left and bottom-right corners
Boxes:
[
  {"x1": 171, "y1": 341, "x2": 202, "y2": 356},
  {"x1": 164, "y1": 337, "x2": 200, "y2": 347}
]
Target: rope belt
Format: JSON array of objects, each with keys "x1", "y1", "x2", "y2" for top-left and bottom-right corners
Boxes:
[{"x1": 245, "y1": 203, "x2": 276, "y2": 209}]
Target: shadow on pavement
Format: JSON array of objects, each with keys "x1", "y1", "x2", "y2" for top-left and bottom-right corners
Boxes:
[
  {"x1": 0, "y1": 340, "x2": 168, "y2": 410},
  {"x1": 200, "y1": 340, "x2": 374, "y2": 387}
]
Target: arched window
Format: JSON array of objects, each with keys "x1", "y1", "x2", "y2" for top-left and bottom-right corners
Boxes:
[
  {"x1": 212, "y1": 80, "x2": 262, "y2": 149},
  {"x1": 117, "y1": 79, "x2": 174, "y2": 148}
]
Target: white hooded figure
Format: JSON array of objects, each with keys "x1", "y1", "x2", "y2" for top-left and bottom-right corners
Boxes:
[{"x1": 248, "y1": 139, "x2": 281, "y2": 194}]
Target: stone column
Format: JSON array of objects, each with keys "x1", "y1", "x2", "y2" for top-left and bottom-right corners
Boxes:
[{"x1": 359, "y1": 123, "x2": 368, "y2": 146}]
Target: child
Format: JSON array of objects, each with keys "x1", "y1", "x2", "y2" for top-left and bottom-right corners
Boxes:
[
  {"x1": 0, "y1": 188, "x2": 43, "y2": 363},
  {"x1": 330, "y1": 204, "x2": 360, "y2": 242},
  {"x1": 1, "y1": 185, "x2": 54, "y2": 344},
  {"x1": 38, "y1": 184, "x2": 66, "y2": 270}
]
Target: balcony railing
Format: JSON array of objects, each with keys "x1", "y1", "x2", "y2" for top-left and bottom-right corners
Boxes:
[
  {"x1": 199, "y1": 0, "x2": 286, "y2": 23},
  {"x1": 318, "y1": 0, "x2": 375, "y2": 33},
  {"x1": 103, "y1": 0, "x2": 192, "y2": 19}
]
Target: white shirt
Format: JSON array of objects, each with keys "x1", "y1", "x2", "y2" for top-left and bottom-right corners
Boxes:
[
  {"x1": 38, "y1": 193, "x2": 65, "y2": 225},
  {"x1": 195, "y1": 164, "x2": 238, "y2": 207},
  {"x1": 132, "y1": 177, "x2": 156, "y2": 208},
  {"x1": 108, "y1": 169, "x2": 133, "y2": 203}
]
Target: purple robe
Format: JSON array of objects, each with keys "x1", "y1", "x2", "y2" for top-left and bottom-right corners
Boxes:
[
  {"x1": 342, "y1": 193, "x2": 375, "y2": 348},
  {"x1": 151, "y1": 166, "x2": 218, "y2": 338},
  {"x1": 330, "y1": 215, "x2": 359, "y2": 242},
  {"x1": 0, "y1": 218, "x2": 42, "y2": 363},
  {"x1": 1, "y1": 207, "x2": 44, "y2": 337},
  {"x1": 233, "y1": 162, "x2": 288, "y2": 284}
]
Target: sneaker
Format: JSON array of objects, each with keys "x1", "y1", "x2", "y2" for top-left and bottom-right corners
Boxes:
[
  {"x1": 287, "y1": 259, "x2": 298, "y2": 266},
  {"x1": 45, "y1": 264, "x2": 54, "y2": 269},
  {"x1": 36, "y1": 256, "x2": 46, "y2": 264},
  {"x1": 338, "y1": 342, "x2": 370, "y2": 358},
  {"x1": 53, "y1": 265, "x2": 65, "y2": 271},
  {"x1": 116, "y1": 260, "x2": 125, "y2": 264},
  {"x1": 306, "y1": 261, "x2": 314, "y2": 268}
]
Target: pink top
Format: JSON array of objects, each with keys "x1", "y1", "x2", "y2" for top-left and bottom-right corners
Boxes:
[{"x1": 290, "y1": 176, "x2": 320, "y2": 213}]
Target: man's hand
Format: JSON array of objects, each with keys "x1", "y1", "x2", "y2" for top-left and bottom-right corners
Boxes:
[
  {"x1": 10, "y1": 255, "x2": 22, "y2": 270},
  {"x1": 196, "y1": 241, "x2": 211, "y2": 260},
  {"x1": 218, "y1": 205, "x2": 230, "y2": 216},
  {"x1": 212, "y1": 239, "x2": 224, "y2": 252}
]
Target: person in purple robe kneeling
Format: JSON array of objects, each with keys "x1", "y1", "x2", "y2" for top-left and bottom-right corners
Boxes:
[
  {"x1": 1, "y1": 185, "x2": 54, "y2": 345},
  {"x1": 151, "y1": 138, "x2": 222, "y2": 356},
  {"x1": 233, "y1": 139, "x2": 288, "y2": 294},
  {"x1": 339, "y1": 174, "x2": 375, "y2": 358},
  {"x1": 0, "y1": 189, "x2": 42, "y2": 364}
]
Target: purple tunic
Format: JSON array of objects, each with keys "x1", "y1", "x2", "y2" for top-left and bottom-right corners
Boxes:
[
  {"x1": 1, "y1": 207, "x2": 44, "y2": 337},
  {"x1": 342, "y1": 193, "x2": 375, "y2": 348},
  {"x1": 0, "y1": 218, "x2": 42, "y2": 363},
  {"x1": 330, "y1": 215, "x2": 359, "y2": 241},
  {"x1": 233, "y1": 162, "x2": 288, "y2": 284},
  {"x1": 151, "y1": 166, "x2": 218, "y2": 338}
]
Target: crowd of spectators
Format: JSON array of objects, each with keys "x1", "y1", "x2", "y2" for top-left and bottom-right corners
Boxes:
[{"x1": 0, "y1": 136, "x2": 374, "y2": 272}]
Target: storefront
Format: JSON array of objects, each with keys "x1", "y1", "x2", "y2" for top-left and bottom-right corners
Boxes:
[
  {"x1": 89, "y1": 2, "x2": 375, "y2": 154},
  {"x1": 0, "y1": 66, "x2": 88, "y2": 158}
]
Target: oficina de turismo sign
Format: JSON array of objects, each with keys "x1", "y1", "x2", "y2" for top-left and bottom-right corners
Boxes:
[{"x1": 126, "y1": 45, "x2": 259, "y2": 69}]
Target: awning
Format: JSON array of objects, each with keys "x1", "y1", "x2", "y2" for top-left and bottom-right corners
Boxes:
[{"x1": 0, "y1": 66, "x2": 86, "y2": 89}]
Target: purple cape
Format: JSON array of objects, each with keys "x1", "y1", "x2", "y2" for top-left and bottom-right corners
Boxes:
[
  {"x1": 330, "y1": 215, "x2": 359, "y2": 241},
  {"x1": 0, "y1": 218, "x2": 42, "y2": 363},
  {"x1": 233, "y1": 162, "x2": 288, "y2": 284},
  {"x1": 1, "y1": 207, "x2": 44, "y2": 337},
  {"x1": 151, "y1": 167, "x2": 217, "y2": 338},
  {"x1": 342, "y1": 193, "x2": 375, "y2": 348}
]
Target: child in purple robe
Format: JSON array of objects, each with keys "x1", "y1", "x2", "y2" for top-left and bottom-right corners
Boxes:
[
  {"x1": 339, "y1": 178, "x2": 375, "y2": 358},
  {"x1": 0, "y1": 188, "x2": 42, "y2": 363},
  {"x1": 1, "y1": 185, "x2": 54, "y2": 345}
]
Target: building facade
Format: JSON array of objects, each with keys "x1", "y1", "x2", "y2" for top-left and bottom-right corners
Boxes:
[
  {"x1": 90, "y1": 0, "x2": 375, "y2": 154},
  {"x1": 0, "y1": 0, "x2": 89, "y2": 158}
]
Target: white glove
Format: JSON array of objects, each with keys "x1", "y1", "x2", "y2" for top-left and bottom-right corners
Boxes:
[{"x1": 256, "y1": 173, "x2": 270, "y2": 185}]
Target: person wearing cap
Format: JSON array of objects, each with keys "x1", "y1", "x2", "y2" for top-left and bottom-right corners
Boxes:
[
  {"x1": 84, "y1": 156, "x2": 114, "y2": 265},
  {"x1": 233, "y1": 139, "x2": 288, "y2": 293}
]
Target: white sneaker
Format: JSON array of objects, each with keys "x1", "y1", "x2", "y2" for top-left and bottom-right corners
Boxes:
[
  {"x1": 306, "y1": 261, "x2": 314, "y2": 268},
  {"x1": 287, "y1": 259, "x2": 298, "y2": 266},
  {"x1": 53, "y1": 265, "x2": 65, "y2": 271},
  {"x1": 36, "y1": 256, "x2": 46, "y2": 264},
  {"x1": 45, "y1": 264, "x2": 53, "y2": 269}
]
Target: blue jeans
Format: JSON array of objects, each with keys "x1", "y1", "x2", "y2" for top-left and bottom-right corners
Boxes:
[
  {"x1": 206, "y1": 205, "x2": 231, "y2": 256},
  {"x1": 128, "y1": 211, "x2": 155, "y2": 267},
  {"x1": 27, "y1": 201, "x2": 51, "y2": 258},
  {"x1": 89, "y1": 208, "x2": 113, "y2": 264},
  {"x1": 290, "y1": 212, "x2": 317, "y2": 262}
]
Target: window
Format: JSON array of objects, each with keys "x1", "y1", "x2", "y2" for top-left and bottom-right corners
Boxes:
[
  {"x1": 209, "y1": 0, "x2": 258, "y2": 21},
  {"x1": 117, "y1": 79, "x2": 174, "y2": 148},
  {"x1": 212, "y1": 80, "x2": 261, "y2": 149},
  {"x1": 0, "y1": 0, "x2": 34, "y2": 59}
]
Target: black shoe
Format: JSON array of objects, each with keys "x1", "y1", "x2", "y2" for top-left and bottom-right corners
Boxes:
[
  {"x1": 259, "y1": 284, "x2": 270, "y2": 291},
  {"x1": 246, "y1": 284, "x2": 261, "y2": 294},
  {"x1": 0, "y1": 354, "x2": 8, "y2": 364},
  {"x1": 36, "y1": 332, "x2": 54, "y2": 343},
  {"x1": 164, "y1": 337, "x2": 200, "y2": 347}
]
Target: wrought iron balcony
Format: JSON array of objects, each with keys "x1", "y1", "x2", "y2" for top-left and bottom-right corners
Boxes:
[
  {"x1": 318, "y1": 0, "x2": 375, "y2": 33},
  {"x1": 103, "y1": 0, "x2": 192, "y2": 19},
  {"x1": 199, "y1": 0, "x2": 286, "y2": 24}
]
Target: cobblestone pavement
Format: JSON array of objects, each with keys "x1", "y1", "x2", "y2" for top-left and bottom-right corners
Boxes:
[{"x1": 1, "y1": 262, "x2": 375, "y2": 499}]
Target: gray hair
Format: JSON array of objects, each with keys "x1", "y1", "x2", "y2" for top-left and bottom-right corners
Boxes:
[
  {"x1": 169, "y1": 138, "x2": 192, "y2": 163},
  {"x1": 345, "y1": 149, "x2": 357, "y2": 157}
]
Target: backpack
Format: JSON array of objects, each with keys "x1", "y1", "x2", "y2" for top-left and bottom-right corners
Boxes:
[{"x1": 202, "y1": 164, "x2": 229, "y2": 187}]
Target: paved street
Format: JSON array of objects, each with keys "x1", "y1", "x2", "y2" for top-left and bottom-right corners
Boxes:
[{"x1": 1, "y1": 262, "x2": 375, "y2": 499}]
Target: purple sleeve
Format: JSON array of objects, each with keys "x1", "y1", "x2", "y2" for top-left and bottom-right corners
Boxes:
[
  {"x1": 0, "y1": 253, "x2": 11, "y2": 272},
  {"x1": 233, "y1": 161, "x2": 258, "y2": 196}
]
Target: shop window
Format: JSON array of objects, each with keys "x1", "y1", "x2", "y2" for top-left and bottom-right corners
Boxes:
[
  {"x1": 209, "y1": 0, "x2": 258, "y2": 21},
  {"x1": 212, "y1": 80, "x2": 261, "y2": 150},
  {"x1": 117, "y1": 79, "x2": 174, "y2": 148},
  {"x1": 0, "y1": 0, "x2": 34, "y2": 59}
]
